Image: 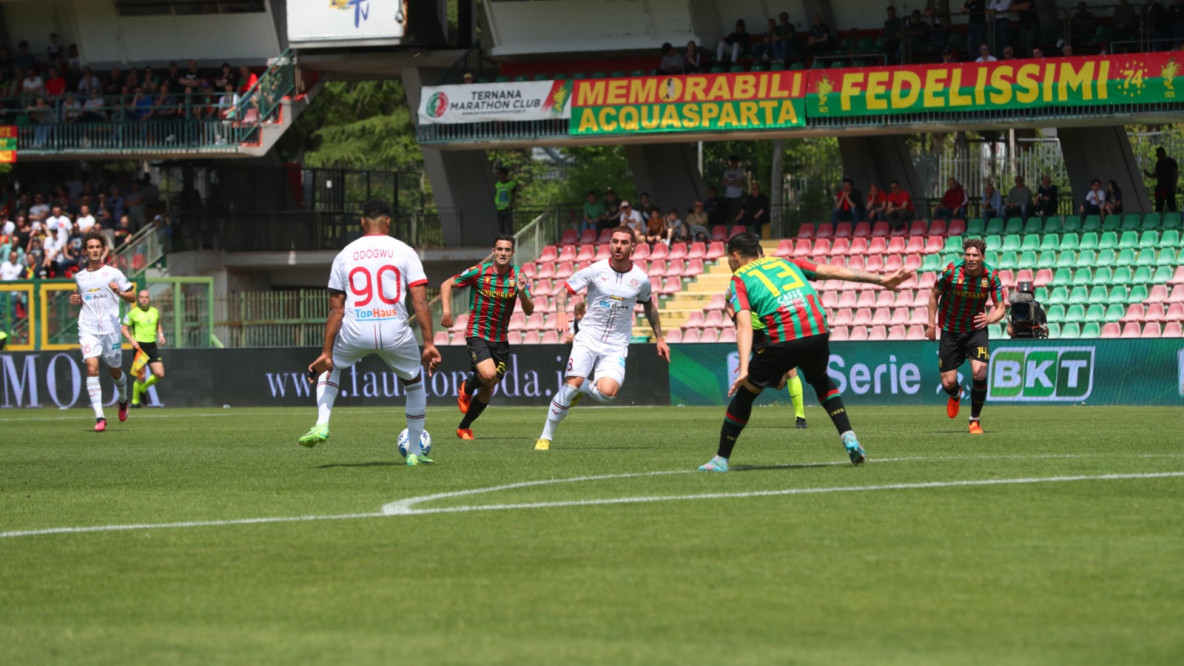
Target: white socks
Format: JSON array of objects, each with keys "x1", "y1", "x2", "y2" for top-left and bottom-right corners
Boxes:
[
  {"x1": 403, "y1": 378, "x2": 427, "y2": 455},
  {"x1": 541, "y1": 383, "x2": 580, "y2": 441},
  {"x1": 577, "y1": 380, "x2": 614, "y2": 404},
  {"x1": 315, "y1": 369, "x2": 341, "y2": 426},
  {"x1": 87, "y1": 376, "x2": 103, "y2": 418},
  {"x1": 114, "y1": 372, "x2": 127, "y2": 403}
]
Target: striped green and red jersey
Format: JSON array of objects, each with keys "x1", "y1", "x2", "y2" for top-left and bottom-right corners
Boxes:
[
  {"x1": 934, "y1": 260, "x2": 1004, "y2": 333},
  {"x1": 730, "y1": 256, "x2": 828, "y2": 342},
  {"x1": 454, "y1": 262, "x2": 531, "y2": 341}
]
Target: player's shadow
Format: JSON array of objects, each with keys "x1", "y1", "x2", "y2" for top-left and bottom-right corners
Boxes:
[
  {"x1": 730, "y1": 461, "x2": 851, "y2": 472},
  {"x1": 315, "y1": 461, "x2": 400, "y2": 469}
]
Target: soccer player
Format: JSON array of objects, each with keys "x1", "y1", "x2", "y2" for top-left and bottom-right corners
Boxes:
[
  {"x1": 440, "y1": 234, "x2": 534, "y2": 440},
  {"x1": 298, "y1": 199, "x2": 442, "y2": 465},
  {"x1": 699, "y1": 233, "x2": 911, "y2": 472},
  {"x1": 121, "y1": 289, "x2": 166, "y2": 408},
  {"x1": 725, "y1": 280, "x2": 807, "y2": 428},
  {"x1": 68, "y1": 231, "x2": 136, "y2": 432},
  {"x1": 926, "y1": 237, "x2": 1006, "y2": 434},
  {"x1": 535, "y1": 226, "x2": 671, "y2": 451}
]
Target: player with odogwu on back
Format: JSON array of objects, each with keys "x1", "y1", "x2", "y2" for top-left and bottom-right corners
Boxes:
[{"x1": 299, "y1": 198, "x2": 441, "y2": 465}]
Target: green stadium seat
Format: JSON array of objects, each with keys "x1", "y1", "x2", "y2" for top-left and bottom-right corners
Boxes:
[
  {"x1": 1020, "y1": 235, "x2": 1040, "y2": 252},
  {"x1": 1098, "y1": 231, "x2": 1118, "y2": 249},
  {"x1": 1112, "y1": 266, "x2": 1133, "y2": 285},
  {"x1": 1062, "y1": 215, "x2": 1083, "y2": 233},
  {"x1": 1159, "y1": 229, "x2": 1180, "y2": 247},
  {"x1": 829, "y1": 60, "x2": 847, "y2": 68},
  {"x1": 1068, "y1": 285, "x2": 1089, "y2": 304},
  {"x1": 1091, "y1": 267, "x2": 1113, "y2": 286},
  {"x1": 1071, "y1": 269, "x2": 1092, "y2": 287},
  {"x1": 920, "y1": 254, "x2": 943, "y2": 271},
  {"x1": 512, "y1": 75, "x2": 527, "y2": 82},
  {"x1": 1100, "y1": 215, "x2": 1121, "y2": 232},
  {"x1": 1156, "y1": 247, "x2": 1178, "y2": 267},
  {"x1": 1059, "y1": 232, "x2": 1079, "y2": 251},
  {"x1": 1135, "y1": 248, "x2": 1157, "y2": 266},
  {"x1": 1055, "y1": 253, "x2": 1076, "y2": 271},
  {"x1": 789, "y1": 62, "x2": 804, "y2": 70},
  {"x1": 1105, "y1": 303, "x2": 1126, "y2": 319},
  {"x1": 1046, "y1": 304, "x2": 1066, "y2": 322},
  {"x1": 630, "y1": 70, "x2": 646, "y2": 77},
  {"x1": 1079, "y1": 232, "x2": 1099, "y2": 250},
  {"x1": 1152, "y1": 265, "x2": 1174, "y2": 283},
  {"x1": 1075, "y1": 249, "x2": 1097, "y2": 267},
  {"x1": 1046, "y1": 322, "x2": 1062, "y2": 337},
  {"x1": 1115, "y1": 248, "x2": 1135, "y2": 265},
  {"x1": 729, "y1": 65, "x2": 745, "y2": 73},
  {"x1": 966, "y1": 218, "x2": 985, "y2": 235},
  {"x1": 985, "y1": 234, "x2": 1002, "y2": 251},
  {"x1": 1060, "y1": 322, "x2": 1082, "y2": 338},
  {"x1": 1004, "y1": 218, "x2": 1023, "y2": 234},
  {"x1": 1001, "y1": 234, "x2": 1022, "y2": 251},
  {"x1": 1117, "y1": 230, "x2": 1139, "y2": 249},
  {"x1": 769, "y1": 60, "x2": 786, "y2": 70},
  {"x1": 1120, "y1": 213, "x2": 1142, "y2": 231},
  {"x1": 1087, "y1": 288, "x2": 1109, "y2": 305},
  {"x1": 1132, "y1": 266, "x2": 1153, "y2": 284},
  {"x1": 591, "y1": 71, "x2": 607, "y2": 78},
  {"x1": 495, "y1": 75, "x2": 510, "y2": 82},
  {"x1": 1038, "y1": 235, "x2": 1059, "y2": 252},
  {"x1": 532, "y1": 74, "x2": 549, "y2": 81},
  {"x1": 985, "y1": 218, "x2": 1005, "y2": 235},
  {"x1": 1129, "y1": 284, "x2": 1149, "y2": 302},
  {"x1": 1023, "y1": 218, "x2": 1043, "y2": 235},
  {"x1": 1048, "y1": 287, "x2": 1069, "y2": 305},
  {"x1": 1082, "y1": 215, "x2": 1102, "y2": 232},
  {"x1": 1096, "y1": 248, "x2": 1117, "y2": 265},
  {"x1": 1052, "y1": 267, "x2": 1073, "y2": 284},
  {"x1": 611, "y1": 71, "x2": 626, "y2": 77},
  {"x1": 1037, "y1": 251, "x2": 1057, "y2": 268},
  {"x1": 997, "y1": 251, "x2": 1018, "y2": 270},
  {"x1": 943, "y1": 235, "x2": 963, "y2": 252},
  {"x1": 1080, "y1": 322, "x2": 1101, "y2": 338},
  {"x1": 1042, "y1": 216, "x2": 1063, "y2": 234},
  {"x1": 1138, "y1": 230, "x2": 1160, "y2": 247},
  {"x1": 1018, "y1": 250, "x2": 1038, "y2": 267},
  {"x1": 1163, "y1": 212, "x2": 1182, "y2": 229},
  {"x1": 750, "y1": 63, "x2": 765, "y2": 72},
  {"x1": 709, "y1": 65, "x2": 725, "y2": 73}
]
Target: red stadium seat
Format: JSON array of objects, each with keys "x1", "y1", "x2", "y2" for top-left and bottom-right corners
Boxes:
[
  {"x1": 699, "y1": 327, "x2": 719, "y2": 343},
  {"x1": 661, "y1": 276, "x2": 681, "y2": 294},
  {"x1": 924, "y1": 235, "x2": 944, "y2": 253},
  {"x1": 908, "y1": 220, "x2": 928, "y2": 236},
  {"x1": 906, "y1": 324, "x2": 926, "y2": 339},
  {"x1": 1121, "y1": 322, "x2": 1142, "y2": 337},
  {"x1": 665, "y1": 328, "x2": 684, "y2": 343},
  {"x1": 813, "y1": 238, "x2": 832, "y2": 255},
  {"x1": 508, "y1": 312, "x2": 526, "y2": 331},
  {"x1": 1122, "y1": 304, "x2": 1144, "y2": 321},
  {"x1": 718, "y1": 327, "x2": 737, "y2": 343},
  {"x1": 776, "y1": 239, "x2": 794, "y2": 257},
  {"x1": 706, "y1": 241, "x2": 725, "y2": 260},
  {"x1": 904, "y1": 236, "x2": 925, "y2": 254},
  {"x1": 539, "y1": 245, "x2": 559, "y2": 261},
  {"x1": 575, "y1": 244, "x2": 596, "y2": 262},
  {"x1": 664, "y1": 259, "x2": 683, "y2": 276},
  {"x1": 1100, "y1": 322, "x2": 1122, "y2": 338},
  {"x1": 886, "y1": 236, "x2": 907, "y2": 253},
  {"x1": 522, "y1": 331, "x2": 540, "y2": 344},
  {"x1": 524, "y1": 313, "x2": 545, "y2": 330},
  {"x1": 852, "y1": 308, "x2": 873, "y2": 325},
  {"x1": 853, "y1": 222, "x2": 871, "y2": 238},
  {"x1": 793, "y1": 239, "x2": 812, "y2": 257},
  {"x1": 542, "y1": 330, "x2": 560, "y2": 344},
  {"x1": 1170, "y1": 285, "x2": 1184, "y2": 303},
  {"x1": 829, "y1": 326, "x2": 849, "y2": 341},
  {"x1": 868, "y1": 237, "x2": 888, "y2": 254},
  {"x1": 863, "y1": 255, "x2": 883, "y2": 271},
  {"x1": 888, "y1": 306, "x2": 910, "y2": 325},
  {"x1": 888, "y1": 324, "x2": 908, "y2": 339},
  {"x1": 875, "y1": 291, "x2": 895, "y2": 308},
  {"x1": 837, "y1": 290, "x2": 857, "y2": 308},
  {"x1": 685, "y1": 311, "x2": 705, "y2": 328},
  {"x1": 554, "y1": 261, "x2": 574, "y2": 279},
  {"x1": 534, "y1": 278, "x2": 553, "y2": 296},
  {"x1": 707, "y1": 293, "x2": 726, "y2": 310},
  {"x1": 728, "y1": 225, "x2": 746, "y2": 239},
  {"x1": 910, "y1": 307, "x2": 928, "y2": 325},
  {"x1": 947, "y1": 219, "x2": 966, "y2": 236},
  {"x1": 1167, "y1": 303, "x2": 1184, "y2": 320},
  {"x1": 684, "y1": 258, "x2": 704, "y2": 277},
  {"x1": 1034, "y1": 268, "x2": 1053, "y2": 287},
  {"x1": 903, "y1": 254, "x2": 923, "y2": 271},
  {"x1": 647, "y1": 260, "x2": 666, "y2": 278},
  {"x1": 928, "y1": 219, "x2": 947, "y2": 236},
  {"x1": 687, "y1": 242, "x2": 706, "y2": 259},
  {"x1": 834, "y1": 222, "x2": 853, "y2": 239},
  {"x1": 506, "y1": 331, "x2": 522, "y2": 344},
  {"x1": 871, "y1": 221, "x2": 891, "y2": 237},
  {"x1": 814, "y1": 223, "x2": 834, "y2": 239},
  {"x1": 848, "y1": 326, "x2": 869, "y2": 341},
  {"x1": 704, "y1": 310, "x2": 725, "y2": 328},
  {"x1": 682, "y1": 328, "x2": 702, "y2": 343},
  {"x1": 433, "y1": 331, "x2": 450, "y2": 345},
  {"x1": 650, "y1": 242, "x2": 669, "y2": 260},
  {"x1": 632, "y1": 243, "x2": 650, "y2": 260},
  {"x1": 557, "y1": 244, "x2": 577, "y2": 262},
  {"x1": 448, "y1": 313, "x2": 469, "y2": 333},
  {"x1": 711, "y1": 225, "x2": 728, "y2": 241},
  {"x1": 521, "y1": 262, "x2": 538, "y2": 279},
  {"x1": 848, "y1": 237, "x2": 869, "y2": 256},
  {"x1": 668, "y1": 242, "x2": 688, "y2": 259},
  {"x1": 1147, "y1": 284, "x2": 1169, "y2": 303},
  {"x1": 559, "y1": 229, "x2": 579, "y2": 245},
  {"x1": 1143, "y1": 304, "x2": 1166, "y2": 322},
  {"x1": 855, "y1": 291, "x2": 876, "y2": 308},
  {"x1": 832, "y1": 308, "x2": 854, "y2": 326},
  {"x1": 1161, "y1": 321, "x2": 1182, "y2": 337},
  {"x1": 797, "y1": 223, "x2": 815, "y2": 239},
  {"x1": 831, "y1": 237, "x2": 852, "y2": 256},
  {"x1": 918, "y1": 272, "x2": 937, "y2": 289},
  {"x1": 1140, "y1": 322, "x2": 1162, "y2": 337},
  {"x1": 579, "y1": 229, "x2": 596, "y2": 244},
  {"x1": 1170, "y1": 266, "x2": 1184, "y2": 285},
  {"x1": 883, "y1": 255, "x2": 903, "y2": 271}
]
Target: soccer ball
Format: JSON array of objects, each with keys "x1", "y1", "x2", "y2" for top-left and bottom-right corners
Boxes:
[{"x1": 397, "y1": 428, "x2": 433, "y2": 458}]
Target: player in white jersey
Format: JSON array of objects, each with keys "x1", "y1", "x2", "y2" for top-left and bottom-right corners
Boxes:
[
  {"x1": 298, "y1": 199, "x2": 442, "y2": 466},
  {"x1": 535, "y1": 226, "x2": 670, "y2": 450},
  {"x1": 68, "y1": 231, "x2": 136, "y2": 431}
]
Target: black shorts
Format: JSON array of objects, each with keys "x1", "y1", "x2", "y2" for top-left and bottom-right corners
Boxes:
[
  {"x1": 938, "y1": 328, "x2": 990, "y2": 372},
  {"x1": 746, "y1": 333, "x2": 829, "y2": 390},
  {"x1": 136, "y1": 342, "x2": 163, "y2": 364},
  {"x1": 466, "y1": 337, "x2": 510, "y2": 378}
]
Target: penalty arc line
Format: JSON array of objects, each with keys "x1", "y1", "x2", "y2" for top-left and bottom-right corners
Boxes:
[{"x1": 2, "y1": 470, "x2": 1182, "y2": 540}]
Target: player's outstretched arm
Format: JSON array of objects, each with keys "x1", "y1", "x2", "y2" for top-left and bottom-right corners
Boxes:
[
  {"x1": 814, "y1": 264, "x2": 913, "y2": 291},
  {"x1": 439, "y1": 277, "x2": 456, "y2": 328},
  {"x1": 309, "y1": 289, "x2": 345, "y2": 377},
  {"x1": 642, "y1": 299, "x2": 670, "y2": 362},
  {"x1": 408, "y1": 283, "x2": 441, "y2": 374}
]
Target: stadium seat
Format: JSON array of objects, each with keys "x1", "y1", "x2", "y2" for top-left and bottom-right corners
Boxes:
[
  {"x1": 520, "y1": 331, "x2": 539, "y2": 344},
  {"x1": 557, "y1": 244, "x2": 577, "y2": 262},
  {"x1": 1071, "y1": 268, "x2": 1092, "y2": 287},
  {"x1": 1033, "y1": 268, "x2": 1054, "y2": 287},
  {"x1": 1122, "y1": 303, "x2": 1144, "y2": 322},
  {"x1": 1020, "y1": 235, "x2": 1041, "y2": 252},
  {"x1": 1167, "y1": 302, "x2": 1184, "y2": 320},
  {"x1": 521, "y1": 263, "x2": 539, "y2": 280},
  {"x1": 946, "y1": 219, "x2": 966, "y2": 236},
  {"x1": 830, "y1": 326, "x2": 849, "y2": 341},
  {"x1": 867, "y1": 326, "x2": 889, "y2": 340},
  {"x1": 579, "y1": 229, "x2": 596, "y2": 245},
  {"x1": 595, "y1": 245, "x2": 611, "y2": 261},
  {"x1": 686, "y1": 242, "x2": 706, "y2": 259},
  {"x1": 924, "y1": 235, "x2": 943, "y2": 253},
  {"x1": 1068, "y1": 286, "x2": 1089, "y2": 305},
  {"x1": 904, "y1": 236, "x2": 924, "y2": 254},
  {"x1": 1060, "y1": 322, "x2": 1081, "y2": 338},
  {"x1": 1144, "y1": 304, "x2": 1167, "y2": 322},
  {"x1": 886, "y1": 236, "x2": 907, "y2": 254},
  {"x1": 928, "y1": 219, "x2": 947, "y2": 236},
  {"x1": 1079, "y1": 322, "x2": 1100, "y2": 338},
  {"x1": 831, "y1": 237, "x2": 852, "y2": 256},
  {"x1": 718, "y1": 327, "x2": 736, "y2": 343},
  {"x1": 1088, "y1": 286, "x2": 1109, "y2": 305},
  {"x1": 505, "y1": 331, "x2": 522, "y2": 344},
  {"x1": 647, "y1": 260, "x2": 666, "y2": 278},
  {"x1": 448, "y1": 313, "x2": 469, "y2": 333},
  {"x1": 711, "y1": 225, "x2": 728, "y2": 241},
  {"x1": 797, "y1": 223, "x2": 815, "y2": 239},
  {"x1": 848, "y1": 326, "x2": 869, "y2": 341},
  {"x1": 984, "y1": 218, "x2": 1004, "y2": 235},
  {"x1": 539, "y1": 245, "x2": 559, "y2": 262},
  {"x1": 559, "y1": 229, "x2": 579, "y2": 245},
  {"x1": 849, "y1": 238, "x2": 870, "y2": 255},
  {"x1": 889, "y1": 308, "x2": 910, "y2": 325},
  {"x1": 1162, "y1": 322, "x2": 1183, "y2": 337},
  {"x1": 703, "y1": 310, "x2": 725, "y2": 328},
  {"x1": 1159, "y1": 229, "x2": 1180, "y2": 248},
  {"x1": 1091, "y1": 267, "x2": 1113, "y2": 286},
  {"x1": 834, "y1": 222, "x2": 853, "y2": 239},
  {"x1": 681, "y1": 328, "x2": 702, "y2": 343},
  {"x1": 832, "y1": 308, "x2": 854, "y2": 326},
  {"x1": 650, "y1": 242, "x2": 669, "y2": 260},
  {"x1": 433, "y1": 331, "x2": 449, "y2": 345},
  {"x1": 853, "y1": 222, "x2": 872, "y2": 238},
  {"x1": 870, "y1": 309, "x2": 892, "y2": 325},
  {"x1": 508, "y1": 312, "x2": 527, "y2": 331},
  {"x1": 668, "y1": 243, "x2": 688, "y2": 260},
  {"x1": 706, "y1": 241, "x2": 725, "y2": 260},
  {"x1": 1155, "y1": 247, "x2": 1177, "y2": 267},
  {"x1": 918, "y1": 272, "x2": 937, "y2": 289},
  {"x1": 683, "y1": 258, "x2": 704, "y2": 278},
  {"x1": 667, "y1": 259, "x2": 686, "y2": 276},
  {"x1": 871, "y1": 221, "x2": 891, "y2": 237},
  {"x1": 1001, "y1": 234, "x2": 1022, "y2": 252},
  {"x1": 541, "y1": 330, "x2": 559, "y2": 344},
  {"x1": 707, "y1": 292, "x2": 727, "y2": 310},
  {"x1": 1140, "y1": 322, "x2": 1162, "y2": 338},
  {"x1": 1106, "y1": 286, "x2": 1129, "y2": 305},
  {"x1": 1170, "y1": 285, "x2": 1184, "y2": 303},
  {"x1": 661, "y1": 276, "x2": 681, "y2": 294},
  {"x1": 576, "y1": 244, "x2": 596, "y2": 262},
  {"x1": 665, "y1": 328, "x2": 683, "y2": 343},
  {"x1": 849, "y1": 255, "x2": 869, "y2": 271},
  {"x1": 1082, "y1": 215, "x2": 1102, "y2": 233},
  {"x1": 534, "y1": 278, "x2": 554, "y2": 296},
  {"x1": 524, "y1": 313, "x2": 545, "y2": 330},
  {"x1": 1084, "y1": 304, "x2": 1106, "y2": 322},
  {"x1": 908, "y1": 220, "x2": 928, "y2": 236},
  {"x1": 597, "y1": 228, "x2": 614, "y2": 243},
  {"x1": 905, "y1": 324, "x2": 926, "y2": 340},
  {"x1": 554, "y1": 261, "x2": 575, "y2": 280}
]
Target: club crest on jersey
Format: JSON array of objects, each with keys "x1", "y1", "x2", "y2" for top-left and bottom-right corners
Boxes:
[
  {"x1": 629, "y1": 278, "x2": 639, "y2": 287},
  {"x1": 981, "y1": 278, "x2": 989, "y2": 287}
]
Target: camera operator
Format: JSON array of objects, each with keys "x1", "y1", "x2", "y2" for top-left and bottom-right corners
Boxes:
[{"x1": 1007, "y1": 280, "x2": 1048, "y2": 338}]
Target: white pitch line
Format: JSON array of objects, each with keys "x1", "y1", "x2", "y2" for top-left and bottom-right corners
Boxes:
[{"x1": 3, "y1": 470, "x2": 1182, "y2": 540}]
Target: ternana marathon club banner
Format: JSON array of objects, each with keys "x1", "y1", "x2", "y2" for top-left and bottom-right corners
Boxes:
[
  {"x1": 807, "y1": 52, "x2": 1181, "y2": 117},
  {"x1": 418, "y1": 81, "x2": 572, "y2": 124},
  {"x1": 569, "y1": 71, "x2": 808, "y2": 135},
  {"x1": 668, "y1": 339, "x2": 1184, "y2": 407}
]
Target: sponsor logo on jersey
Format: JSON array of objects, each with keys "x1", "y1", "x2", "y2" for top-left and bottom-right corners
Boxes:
[{"x1": 356, "y1": 307, "x2": 401, "y2": 320}]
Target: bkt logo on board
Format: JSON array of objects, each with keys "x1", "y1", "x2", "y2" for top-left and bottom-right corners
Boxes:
[{"x1": 988, "y1": 347, "x2": 1094, "y2": 402}]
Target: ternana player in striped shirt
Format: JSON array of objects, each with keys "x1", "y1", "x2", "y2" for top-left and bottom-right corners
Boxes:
[
  {"x1": 440, "y1": 234, "x2": 534, "y2": 440},
  {"x1": 926, "y1": 237, "x2": 1006, "y2": 434},
  {"x1": 699, "y1": 232, "x2": 911, "y2": 472}
]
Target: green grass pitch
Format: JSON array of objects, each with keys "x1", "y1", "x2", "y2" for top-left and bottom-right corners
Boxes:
[{"x1": 2, "y1": 404, "x2": 1183, "y2": 665}]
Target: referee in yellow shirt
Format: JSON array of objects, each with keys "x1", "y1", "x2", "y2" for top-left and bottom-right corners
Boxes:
[{"x1": 121, "y1": 289, "x2": 165, "y2": 407}]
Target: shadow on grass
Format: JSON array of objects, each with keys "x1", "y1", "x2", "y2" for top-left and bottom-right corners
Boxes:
[{"x1": 315, "y1": 461, "x2": 400, "y2": 469}]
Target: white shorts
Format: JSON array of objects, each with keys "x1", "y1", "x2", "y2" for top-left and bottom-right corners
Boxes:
[
  {"x1": 80, "y1": 332, "x2": 123, "y2": 368},
  {"x1": 333, "y1": 332, "x2": 423, "y2": 380},
  {"x1": 565, "y1": 338, "x2": 628, "y2": 386}
]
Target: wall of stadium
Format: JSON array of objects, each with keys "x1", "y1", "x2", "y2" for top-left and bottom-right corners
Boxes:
[{"x1": 3, "y1": 340, "x2": 1182, "y2": 409}]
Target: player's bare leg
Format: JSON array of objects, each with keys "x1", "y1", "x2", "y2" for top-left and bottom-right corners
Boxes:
[
  {"x1": 968, "y1": 359, "x2": 989, "y2": 434},
  {"x1": 940, "y1": 368, "x2": 962, "y2": 419},
  {"x1": 458, "y1": 358, "x2": 500, "y2": 440}
]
